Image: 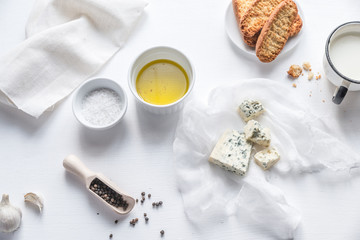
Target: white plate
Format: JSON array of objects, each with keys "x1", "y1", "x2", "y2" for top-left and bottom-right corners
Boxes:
[{"x1": 225, "y1": 1, "x2": 304, "y2": 59}]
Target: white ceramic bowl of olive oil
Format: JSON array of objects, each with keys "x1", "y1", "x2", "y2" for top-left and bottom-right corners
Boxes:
[{"x1": 128, "y1": 46, "x2": 195, "y2": 114}]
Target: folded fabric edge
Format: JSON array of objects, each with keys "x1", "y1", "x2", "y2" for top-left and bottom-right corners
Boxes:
[
  {"x1": 0, "y1": 90, "x2": 15, "y2": 107},
  {"x1": 0, "y1": 0, "x2": 149, "y2": 119}
]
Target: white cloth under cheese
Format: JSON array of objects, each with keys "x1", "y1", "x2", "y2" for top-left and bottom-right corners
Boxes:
[
  {"x1": 0, "y1": 0, "x2": 147, "y2": 118},
  {"x1": 209, "y1": 130, "x2": 253, "y2": 176},
  {"x1": 244, "y1": 120, "x2": 271, "y2": 147},
  {"x1": 254, "y1": 147, "x2": 280, "y2": 170},
  {"x1": 174, "y1": 78, "x2": 360, "y2": 239}
]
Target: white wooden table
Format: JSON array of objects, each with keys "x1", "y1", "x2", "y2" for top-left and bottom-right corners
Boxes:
[{"x1": 1, "y1": 0, "x2": 360, "y2": 239}]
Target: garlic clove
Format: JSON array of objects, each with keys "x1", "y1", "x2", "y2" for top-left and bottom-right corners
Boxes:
[
  {"x1": 0, "y1": 194, "x2": 22, "y2": 233},
  {"x1": 24, "y1": 192, "x2": 44, "y2": 212}
]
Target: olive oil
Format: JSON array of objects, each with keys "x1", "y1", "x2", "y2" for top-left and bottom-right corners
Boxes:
[{"x1": 136, "y1": 59, "x2": 189, "y2": 105}]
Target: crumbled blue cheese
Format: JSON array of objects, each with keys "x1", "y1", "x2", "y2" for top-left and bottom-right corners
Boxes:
[
  {"x1": 244, "y1": 120, "x2": 271, "y2": 147},
  {"x1": 238, "y1": 100, "x2": 265, "y2": 122},
  {"x1": 254, "y1": 147, "x2": 280, "y2": 170},
  {"x1": 209, "y1": 130, "x2": 253, "y2": 176}
]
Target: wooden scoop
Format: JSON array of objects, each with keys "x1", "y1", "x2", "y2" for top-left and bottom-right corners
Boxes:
[{"x1": 63, "y1": 154, "x2": 135, "y2": 214}]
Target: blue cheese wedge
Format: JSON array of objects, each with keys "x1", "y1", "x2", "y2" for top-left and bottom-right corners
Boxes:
[
  {"x1": 238, "y1": 100, "x2": 265, "y2": 122},
  {"x1": 244, "y1": 120, "x2": 271, "y2": 147},
  {"x1": 209, "y1": 130, "x2": 253, "y2": 176},
  {"x1": 254, "y1": 147, "x2": 280, "y2": 170}
]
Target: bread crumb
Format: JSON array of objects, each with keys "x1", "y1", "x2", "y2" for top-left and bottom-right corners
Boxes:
[
  {"x1": 302, "y1": 62, "x2": 311, "y2": 71},
  {"x1": 292, "y1": 83, "x2": 297, "y2": 88},
  {"x1": 322, "y1": 99, "x2": 325, "y2": 103},
  {"x1": 308, "y1": 71, "x2": 314, "y2": 80},
  {"x1": 287, "y1": 65, "x2": 302, "y2": 78},
  {"x1": 315, "y1": 74, "x2": 322, "y2": 80}
]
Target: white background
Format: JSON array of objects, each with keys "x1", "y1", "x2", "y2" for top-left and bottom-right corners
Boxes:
[{"x1": 1, "y1": 0, "x2": 360, "y2": 239}]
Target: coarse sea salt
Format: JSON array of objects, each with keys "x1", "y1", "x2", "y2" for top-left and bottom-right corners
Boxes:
[{"x1": 81, "y1": 88, "x2": 122, "y2": 126}]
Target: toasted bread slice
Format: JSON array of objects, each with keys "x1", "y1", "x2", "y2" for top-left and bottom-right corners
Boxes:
[
  {"x1": 233, "y1": 0, "x2": 258, "y2": 46},
  {"x1": 244, "y1": 32, "x2": 260, "y2": 47},
  {"x1": 240, "y1": 0, "x2": 284, "y2": 38},
  {"x1": 234, "y1": 0, "x2": 302, "y2": 47},
  {"x1": 255, "y1": 0, "x2": 298, "y2": 62},
  {"x1": 243, "y1": 15, "x2": 301, "y2": 47},
  {"x1": 289, "y1": 14, "x2": 302, "y2": 36},
  {"x1": 232, "y1": 0, "x2": 254, "y2": 23}
]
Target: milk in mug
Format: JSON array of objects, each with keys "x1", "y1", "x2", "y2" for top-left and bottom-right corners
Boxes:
[{"x1": 329, "y1": 32, "x2": 360, "y2": 80}]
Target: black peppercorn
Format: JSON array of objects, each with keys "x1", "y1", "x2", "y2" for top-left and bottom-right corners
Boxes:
[{"x1": 89, "y1": 178, "x2": 128, "y2": 211}]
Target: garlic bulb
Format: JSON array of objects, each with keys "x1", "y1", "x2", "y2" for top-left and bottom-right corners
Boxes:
[
  {"x1": 0, "y1": 194, "x2": 22, "y2": 233},
  {"x1": 24, "y1": 192, "x2": 44, "y2": 212}
]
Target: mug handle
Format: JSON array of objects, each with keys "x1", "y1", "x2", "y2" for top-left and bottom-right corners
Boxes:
[{"x1": 332, "y1": 80, "x2": 350, "y2": 104}]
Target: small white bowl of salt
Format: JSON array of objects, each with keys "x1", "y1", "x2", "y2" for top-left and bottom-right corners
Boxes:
[{"x1": 72, "y1": 78, "x2": 128, "y2": 130}]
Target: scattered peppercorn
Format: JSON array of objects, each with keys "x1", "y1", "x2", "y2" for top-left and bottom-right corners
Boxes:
[
  {"x1": 136, "y1": 199, "x2": 138, "y2": 203},
  {"x1": 151, "y1": 201, "x2": 163, "y2": 208},
  {"x1": 130, "y1": 218, "x2": 138, "y2": 226},
  {"x1": 109, "y1": 233, "x2": 113, "y2": 239},
  {"x1": 114, "y1": 220, "x2": 118, "y2": 224},
  {"x1": 130, "y1": 194, "x2": 166, "y2": 235},
  {"x1": 97, "y1": 213, "x2": 99, "y2": 215}
]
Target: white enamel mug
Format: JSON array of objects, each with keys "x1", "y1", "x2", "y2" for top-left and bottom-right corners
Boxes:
[{"x1": 323, "y1": 21, "x2": 360, "y2": 104}]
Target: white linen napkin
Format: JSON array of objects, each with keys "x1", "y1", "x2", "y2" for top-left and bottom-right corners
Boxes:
[
  {"x1": 173, "y1": 78, "x2": 360, "y2": 239},
  {"x1": 0, "y1": 0, "x2": 147, "y2": 118}
]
